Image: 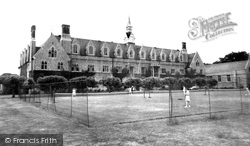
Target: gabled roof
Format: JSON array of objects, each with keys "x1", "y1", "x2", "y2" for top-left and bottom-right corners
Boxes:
[
  {"x1": 188, "y1": 53, "x2": 195, "y2": 62},
  {"x1": 205, "y1": 60, "x2": 248, "y2": 74}
]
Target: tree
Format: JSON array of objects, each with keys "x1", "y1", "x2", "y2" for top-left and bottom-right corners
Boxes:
[
  {"x1": 37, "y1": 75, "x2": 68, "y2": 92},
  {"x1": 3, "y1": 75, "x2": 26, "y2": 97},
  {"x1": 193, "y1": 77, "x2": 206, "y2": 88},
  {"x1": 213, "y1": 51, "x2": 249, "y2": 64},
  {"x1": 102, "y1": 77, "x2": 122, "y2": 92},
  {"x1": 70, "y1": 76, "x2": 97, "y2": 92},
  {"x1": 177, "y1": 77, "x2": 193, "y2": 89},
  {"x1": 111, "y1": 67, "x2": 130, "y2": 81},
  {"x1": 185, "y1": 68, "x2": 196, "y2": 78},
  {"x1": 123, "y1": 77, "x2": 142, "y2": 90},
  {"x1": 142, "y1": 77, "x2": 161, "y2": 90},
  {"x1": 207, "y1": 78, "x2": 218, "y2": 88}
]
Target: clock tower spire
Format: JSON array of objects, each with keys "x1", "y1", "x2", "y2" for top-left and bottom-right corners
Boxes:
[{"x1": 124, "y1": 17, "x2": 135, "y2": 43}]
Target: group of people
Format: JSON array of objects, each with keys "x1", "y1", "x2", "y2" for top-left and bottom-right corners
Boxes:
[{"x1": 128, "y1": 86, "x2": 134, "y2": 95}]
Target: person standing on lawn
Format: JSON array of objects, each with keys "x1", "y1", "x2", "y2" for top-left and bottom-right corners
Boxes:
[
  {"x1": 128, "y1": 87, "x2": 132, "y2": 95},
  {"x1": 184, "y1": 89, "x2": 191, "y2": 108},
  {"x1": 183, "y1": 86, "x2": 186, "y2": 100}
]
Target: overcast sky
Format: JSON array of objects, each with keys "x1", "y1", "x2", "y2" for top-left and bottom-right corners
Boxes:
[{"x1": 0, "y1": 0, "x2": 249, "y2": 76}]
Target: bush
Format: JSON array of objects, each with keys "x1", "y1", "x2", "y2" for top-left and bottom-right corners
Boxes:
[{"x1": 37, "y1": 75, "x2": 68, "y2": 92}]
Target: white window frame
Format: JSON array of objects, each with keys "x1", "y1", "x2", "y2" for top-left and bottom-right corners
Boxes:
[
  {"x1": 87, "y1": 46, "x2": 95, "y2": 56},
  {"x1": 140, "y1": 51, "x2": 146, "y2": 59},
  {"x1": 72, "y1": 44, "x2": 79, "y2": 54}
]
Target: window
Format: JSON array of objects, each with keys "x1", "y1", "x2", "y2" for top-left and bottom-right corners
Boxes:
[
  {"x1": 218, "y1": 75, "x2": 221, "y2": 82},
  {"x1": 162, "y1": 68, "x2": 166, "y2": 74},
  {"x1": 88, "y1": 46, "x2": 94, "y2": 55},
  {"x1": 41, "y1": 61, "x2": 47, "y2": 69},
  {"x1": 103, "y1": 48, "x2": 108, "y2": 56},
  {"x1": 171, "y1": 54, "x2": 174, "y2": 61},
  {"x1": 196, "y1": 60, "x2": 200, "y2": 66},
  {"x1": 72, "y1": 45, "x2": 78, "y2": 54},
  {"x1": 88, "y1": 65, "x2": 94, "y2": 72},
  {"x1": 103, "y1": 65, "x2": 109, "y2": 72},
  {"x1": 49, "y1": 47, "x2": 57, "y2": 57},
  {"x1": 141, "y1": 67, "x2": 146, "y2": 75},
  {"x1": 227, "y1": 75, "x2": 231, "y2": 82},
  {"x1": 141, "y1": 51, "x2": 145, "y2": 59},
  {"x1": 152, "y1": 52, "x2": 156, "y2": 60},
  {"x1": 129, "y1": 50, "x2": 134, "y2": 58},
  {"x1": 58, "y1": 62, "x2": 63, "y2": 70},
  {"x1": 200, "y1": 69, "x2": 203, "y2": 74},
  {"x1": 171, "y1": 69, "x2": 175, "y2": 74},
  {"x1": 180, "y1": 55, "x2": 183, "y2": 62},
  {"x1": 161, "y1": 53, "x2": 166, "y2": 61},
  {"x1": 71, "y1": 64, "x2": 79, "y2": 71},
  {"x1": 180, "y1": 69, "x2": 184, "y2": 74},
  {"x1": 117, "y1": 49, "x2": 121, "y2": 57},
  {"x1": 117, "y1": 66, "x2": 122, "y2": 73}
]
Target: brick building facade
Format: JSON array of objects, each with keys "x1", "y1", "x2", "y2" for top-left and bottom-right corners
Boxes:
[{"x1": 19, "y1": 18, "x2": 205, "y2": 81}]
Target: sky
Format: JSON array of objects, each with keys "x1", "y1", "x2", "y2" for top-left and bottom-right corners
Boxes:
[{"x1": 0, "y1": 0, "x2": 249, "y2": 76}]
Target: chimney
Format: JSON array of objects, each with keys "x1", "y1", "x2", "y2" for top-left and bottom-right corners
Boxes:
[
  {"x1": 31, "y1": 25, "x2": 36, "y2": 39},
  {"x1": 182, "y1": 42, "x2": 186, "y2": 49},
  {"x1": 60, "y1": 24, "x2": 71, "y2": 54},
  {"x1": 62, "y1": 24, "x2": 70, "y2": 35}
]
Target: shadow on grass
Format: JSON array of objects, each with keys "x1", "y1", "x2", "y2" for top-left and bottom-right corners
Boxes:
[{"x1": 207, "y1": 115, "x2": 227, "y2": 121}]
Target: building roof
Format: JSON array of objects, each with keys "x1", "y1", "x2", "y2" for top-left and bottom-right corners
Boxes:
[{"x1": 205, "y1": 60, "x2": 249, "y2": 74}]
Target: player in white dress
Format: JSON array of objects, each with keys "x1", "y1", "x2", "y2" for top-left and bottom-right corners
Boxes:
[{"x1": 185, "y1": 89, "x2": 191, "y2": 108}]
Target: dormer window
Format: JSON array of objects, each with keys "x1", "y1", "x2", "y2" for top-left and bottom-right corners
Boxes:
[
  {"x1": 101, "y1": 47, "x2": 109, "y2": 57},
  {"x1": 171, "y1": 54, "x2": 175, "y2": 62},
  {"x1": 129, "y1": 50, "x2": 134, "y2": 58},
  {"x1": 115, "y1": 47, "x2": 122, "y2": 58},
  {"x1": 72, "y1": 44, "x2": 79, "y2": 54},
  {"x1": 104, "y1": 48, "x2": 108, "y2": 56},
  {"x1": 88, "y1": 46, "x2": 94, "y2": 55},
  {"x1": 161, "y1": 53, "x2": 166, "y2": 61},
  {"x1": 140, "y1": 51, "x2": 146, "y2": 59},
  {"x1": 180, "y1": 55, "x2": 183, "y2": 62},
  {"x1": 152, "y1": 52, "x2": 156, "y2": 60},
  {"x1": 49, "y1": 47, "x2": 57, "y2": 57}
]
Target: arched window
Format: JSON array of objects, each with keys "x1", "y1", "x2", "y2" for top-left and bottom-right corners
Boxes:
[
  {"x1": 161, "y1": 53, "x2": 166, "y2": 61},
  {"x1": 49, "y1": 47, "x2": 57, "y2": 57},
  {"x1": 116, "y1": 48, "x2": 122, "y2": 57},
  {"x1": 129, "y1": 50, "x2": 134, "y2": 58},
  {"x1": 103, "y1": 48, "x2": 108, "y2": 56},
  {"x1": 152, "y1": 52, "x2": 156, "y2": 60},
  {"x1": 88, "y1": 46, "x2": 94, "y2": 55},
  {"x1": 49, "y1": 50, "x2": 52, "y2": 57},
  {"x1": 141, "y1": 51, "x2": 145, "y2": 59},
  {"x1": 180, "y1": 55, "x2": 183, "y2": 62},
  {"x1": 72, "y1": 45, "x2": 78, "y2": 54},
  {"x1": 171, "y1": 54, "x2": 174, "y2": 61},
  {"x1": 196, "y1": 60, "x2": 200, "y2": 66}
]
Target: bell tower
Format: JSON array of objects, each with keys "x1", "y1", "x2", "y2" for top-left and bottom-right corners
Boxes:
[{"x1": 124, "y1": 17, "x2": 135, "y2": 43}]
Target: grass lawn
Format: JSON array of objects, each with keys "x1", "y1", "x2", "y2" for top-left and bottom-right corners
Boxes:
[
  {"x1": 24, "y1": 90, "x2": 250, "y2": 127},
  {"x1": 1, "y1": 92, "x2": 250, "y2": 145}
]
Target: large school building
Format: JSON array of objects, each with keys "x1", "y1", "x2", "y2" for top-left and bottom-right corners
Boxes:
[{"x1": 19, "y1": 18, "x2": 205, "y2": 81}]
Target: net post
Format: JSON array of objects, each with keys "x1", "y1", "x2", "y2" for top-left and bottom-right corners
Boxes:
[{"x1": 239, "y1": 77, "x2": 243, "y2": 114}]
